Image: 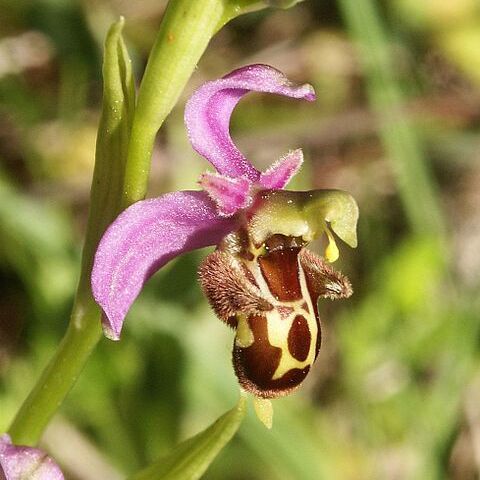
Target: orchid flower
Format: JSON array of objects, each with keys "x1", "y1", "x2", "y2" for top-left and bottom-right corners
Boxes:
[
  {"x1": 0, "y1": 434, "x2": 64, "y2": 480},
  {"x1": 92, "y1": 64, "x2": 358, "y2": 404}
]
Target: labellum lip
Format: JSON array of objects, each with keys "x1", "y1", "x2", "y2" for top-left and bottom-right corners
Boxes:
[
  {"x1": 233, "y1": 314, "x2": 313, "y2": 398},
  {"x1": 199, "y1": 212, "x2": 354, "y2": 399},
  {"x1": 199, "y1": 224, "x2": 354, "y2": 399}
]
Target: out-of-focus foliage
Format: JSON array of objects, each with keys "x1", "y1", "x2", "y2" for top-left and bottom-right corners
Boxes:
[{"x1": 1, "y1": 0, "x2": 479, "y2": 479}]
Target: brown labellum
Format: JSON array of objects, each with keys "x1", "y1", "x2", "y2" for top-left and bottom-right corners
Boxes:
[{"x1": 198, "y1": 232, "x2": 351, "y2": 399}]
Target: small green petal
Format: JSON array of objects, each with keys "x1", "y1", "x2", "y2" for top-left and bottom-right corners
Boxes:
[{"x1": 304, "y1": 189, "x2": 359, "y2": 248}]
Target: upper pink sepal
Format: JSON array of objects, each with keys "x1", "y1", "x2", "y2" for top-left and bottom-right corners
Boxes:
[
  {"x1": 91, "y1": 191, "x2": 239, "y2": 340},
  {"x1": 185, "y1": 64, "x2": 315, "y2": 182},
  {"x1": 0, "y1": 434, "x2": 64, "y2": 480},
  {"x1": 260, "y1": 149, "x2": 304, "y2": 189},
  {"x1": 199, "y1": 172, "x2": 252, "y2": 216}
]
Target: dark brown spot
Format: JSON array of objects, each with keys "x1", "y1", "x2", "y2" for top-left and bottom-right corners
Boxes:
[
  {"x1": 233, "y1": 314, "x2": 311, "y2": 398},
  {"x1": 264, "y1": 234, "x2": 287, "y2": 252},
  {"x1": 233, "y1": 315, "x2": 280, "y2": 390},
  {"x1": 301, "y1": 302, "x2": 309, "y2": 313},
  {"x1": 258, "y1": 248, "x2": 302, "y2": 301},
  {"x1": 235, "y1": 229, "x2": 255, "y2": 261},
  {"x1": 288, "y1": 315, "x2": 311, "y2": 362}
]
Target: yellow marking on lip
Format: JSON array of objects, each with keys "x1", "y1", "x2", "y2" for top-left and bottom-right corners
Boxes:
[
  {"x1": 240, "y1": 242, "x2": 318, "y2": 382},
  {"x1": 269, "y1": 257, "x2": 318, "y2": 380},
  {"x1": 235, "y1": 314, "x2": 254, "y2": 348},
  {"x1": 268, "y1": 310, "x2": 316, "y2": 380}
]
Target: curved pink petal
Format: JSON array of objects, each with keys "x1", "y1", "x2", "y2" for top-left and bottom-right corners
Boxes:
[
  {"x1": 0, "y1": 434, "x2": 64, "y2": 480},
  {"x1": 185, "y1": 64, "x2": 316, "y2": 182},
  {"x1": 92, "y1": 191, "x2": 239, "y2": 340},
  {"x1": 260, "y1": 149, "x2": 304, "y2": 189},
  {"x1": 199, "y1": 172, "x2": 252, "y2": 216}
]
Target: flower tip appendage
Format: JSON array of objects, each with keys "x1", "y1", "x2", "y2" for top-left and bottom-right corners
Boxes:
[
  {"x1": 253, "y1": 397, "x2": 273, "y2": 429},
  {"x1": 325, "y1": 228, "x2": 339, "y2": 263},
  {"x1": 100, "y1": 312, "x2": 121, "y2": 341},
  {"x1": 91, "y1": 64, "x2": 358, "y2": 427}
]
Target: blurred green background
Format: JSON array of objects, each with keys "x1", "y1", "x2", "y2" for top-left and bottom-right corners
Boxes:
[{"x1": 1, "y1": 0, "x2": 480, "y2": 478}]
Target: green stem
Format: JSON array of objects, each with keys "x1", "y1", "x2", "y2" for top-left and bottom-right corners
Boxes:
[
  {"x1": 8, "y1": 294, "x2": 102, "y2": 445},
  {"x1": 123, "y1": 0, "x2": 227, "y2": 205},
  {"x1": 123, "y1": 0, "x2": 282, "y2": 205}
]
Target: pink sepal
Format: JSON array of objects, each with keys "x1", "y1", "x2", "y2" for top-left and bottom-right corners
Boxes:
[
  {"x1": 185, "y1": 64, "x2": 315, "y2": 182},
  {"x1": 92, "y1": 191, "x2": 239, "y2": 340}
]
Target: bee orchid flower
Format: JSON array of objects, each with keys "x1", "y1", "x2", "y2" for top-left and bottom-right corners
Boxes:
[
  {"x1": 0, "y1": 434, "x2": 64, "y2": 480},
  {"x1": 92, "y1": 64, "x2": 358, "y2": 403}
]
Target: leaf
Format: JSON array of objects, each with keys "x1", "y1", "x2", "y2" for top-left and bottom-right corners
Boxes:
[
  {"x1": 79, "y1": 16, "x2": 135, "y2": 294},
  {"x1": 129, "y1": 396, "x2": 246, "y2": 480}
]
